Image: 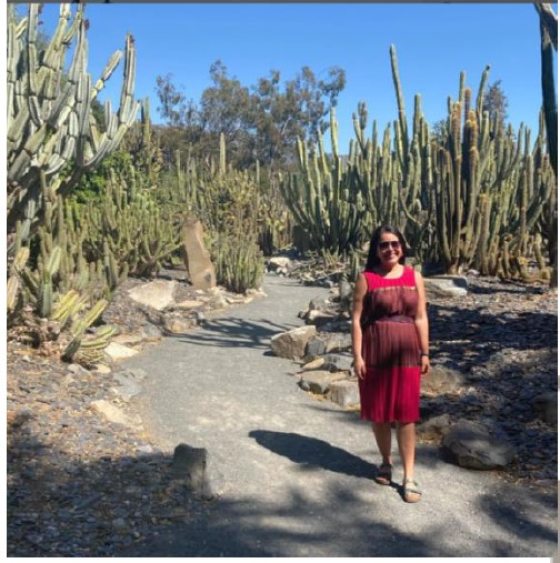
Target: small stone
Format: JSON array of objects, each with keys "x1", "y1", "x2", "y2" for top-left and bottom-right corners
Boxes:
[
  {"x1": 93, "y1": 364, "x2": 112, "y2": 375},
  {"x1": 328, "y1": 379, "x2": 360, "y2": 407},
  {"x1": 304, "y1": 337, "x2": 327, "y2": 360},
  {"x1": 112, "y1": 517, "x2": 127, "y2": 531},
  {"x1": 299, "y1": 370, "x2": 348, "y2": 394},
  {"x1": 301, "y1": 358, "x2": 325, "y2": 371},
  {"x1": 105, "y1": 342, "x2": 139, "y2": 361}
]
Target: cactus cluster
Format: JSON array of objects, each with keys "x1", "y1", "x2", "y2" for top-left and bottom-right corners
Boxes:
[
  {"x1": 157, "y1": 135, "x2": 269, "y2": 292},
  {"x1": 282, "y1": 45, "x2": 556, "y2": 280},
  {"x1": 280, "y1": 109, "x2": 364, "y2": 255},
  {"x1": 7, "y1": 4, "x2": 139, "y2": 250}
]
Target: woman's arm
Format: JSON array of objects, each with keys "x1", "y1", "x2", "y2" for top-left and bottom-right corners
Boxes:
[
  {"x1": 413, "y1": 270, "x2": 430, "y2": 375},
  {"x1": 351, "y1": 273, "x2": 368, "y2": 379}
]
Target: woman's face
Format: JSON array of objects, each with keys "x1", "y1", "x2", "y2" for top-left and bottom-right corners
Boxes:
[{"x1": 376, "y1": 232, "x2": 402, "y2": 267}]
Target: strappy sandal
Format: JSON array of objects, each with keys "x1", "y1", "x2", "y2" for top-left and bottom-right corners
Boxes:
[
  {"x1": 374, "y1": 462, "x2": 392, "y2": 485},
  {"x1": 402, "y1": 478, "x2": 422, "y2": 503}
]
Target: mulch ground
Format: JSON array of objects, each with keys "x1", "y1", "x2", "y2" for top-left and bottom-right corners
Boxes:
[{"x1": 7, "y1": 270, "x2": 558, "y2": 556}]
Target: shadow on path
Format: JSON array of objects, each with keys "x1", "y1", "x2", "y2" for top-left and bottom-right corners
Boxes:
[
  {"x1": 173, "y1": 317, "x2": 300, "y2": 349},
  {"x1": 249, "y1": 430, "x2": 377, "y2": 480}
]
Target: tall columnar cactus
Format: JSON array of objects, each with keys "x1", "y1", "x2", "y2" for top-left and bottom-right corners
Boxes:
[
  {"x1": 534, "y1": 3, "x2": 557, "y2": 287},
  {"x1": 280, "y1": 108, "x2": 365, "y2": 255},
  {"x1": 7, "y1": 4, "x2": 139, "y2": 251},
  {"x1": 429, "y1": 65, "x2": 555, "y2": 276}
]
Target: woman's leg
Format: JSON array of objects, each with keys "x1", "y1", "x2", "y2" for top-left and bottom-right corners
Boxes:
[
  {"x1": 372, "y1": 422, "x2": 392, "y2": 464},
  {"x1": 396, "y1": 422, "x2": 416, "y2": 480}
]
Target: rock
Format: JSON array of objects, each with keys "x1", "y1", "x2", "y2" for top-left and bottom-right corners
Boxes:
[
  {"x1": 270, "y1": 325, "x2": 317, "y2": 360},
  {"x1": 339, "y1": 280, "x2": 353, "y2": 305},
  {"x1": 111, "y1": 371, "x2": 143, "y2": 402},
  {"x1": 104, "y1": 342, "x2": 140, "y2": 361},
  {"x1": 421, "y1": 365, "x2": 464, "y2": 394},
  {"x1": 328, "y1": 379, "x2": 360, "y2": 407},
  {"x1": 417, "y1": 413, "x2": 452, "y2": 441},
  {"x1": 442, "y1": 419, "x2": 515, "y2": 469},
  {"x1": 128, "y1": 280, "x2": 177, "y2": 311},
  {"x1": 90, "y1": 400, "x2": 143, "y2": 429},
  {"x1": 175, "y1": 299, "x2": 204, "y2": 309},
  {"x1": 309, "y1": 297, "x2": 332, "y2": 312},
  {"x1": 140, "y1": 322, "x2": 162, "y2": 342},
  {"x1": 533, "y1": 392, "x2": 557, "y2": 425},
  {"x1": 182, "y1": 218, "x2": 216, "y2": 290},
  {"x1": 67, "y1": 363, "x2": 89, "y2": 375},
  {"x1": 305, "y1": 310, "x2": 338, "y2": 327},
  {"x1": 112, "y1": 333, "x2": 144, "y2": 346},
  {"x1": 304, "y1": 337, "x2": 327, "y2": 360},
  {"x1": 172, "y1": 443, "x2": 215, "y2": 499},
  {"x1": 163, "y1": 316, "x2": 194, "y2": 335},
  {"x1": 298, "y1": 370, "x2": 348, "y2": 394},
  {"x1": 324, "y1": 332, "x2": 352, "y2": 354},
  {"x1": 93, "y1": 364, "x2": 112, "y2": 375},
  {"x1": 424, "y1": 276, "x2": 468, "y2": 300},
  {"x1": 322, "y1": 353, "x2": 353, "y2": 373},
  {"x1": 301, "y1": 358, "x2": 325, "y2": 371},
  {"x1": 112, "y1": 518, "x2": 127, "y2": 531},
  {"x1": 268, "y1": 257, "x2": 291, "y2": 271}
]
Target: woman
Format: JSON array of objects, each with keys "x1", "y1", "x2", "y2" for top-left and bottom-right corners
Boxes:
[{"x1": 351, "y1": 225, "x2": 430, "y2": 503}]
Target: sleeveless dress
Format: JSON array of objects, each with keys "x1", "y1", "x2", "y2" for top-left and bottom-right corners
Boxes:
[{"x1": 358, "y1": 265, "x2": 422, "y2": 423}]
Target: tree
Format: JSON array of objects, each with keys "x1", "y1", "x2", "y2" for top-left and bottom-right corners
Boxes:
[
  {"x1": 251, "y1": 65, "x2": 346, "y2": 171},
  {"x1": 153, "y1": 62, "x2": 346, "y2": 172},
  {"x1": 155, "y1": 73, "x2": 188, "y2": 126},
  {"x1": 482, "y1": 80, "x2": 509, "y2": 130}
]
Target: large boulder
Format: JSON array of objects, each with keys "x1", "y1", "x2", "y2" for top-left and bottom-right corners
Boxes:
[
  {"x1": 424, "y1": 276, "x2": 468, "y2": 300},
  {"x1": 182, "y1": 218, "x2": 216, "y2": 290},
  {"x1": 128, "y1": 280, "x2": 177, "y2": 311},
  {"x1": 442, "y1": 419, "x2": 515, "y2": 470},
  {"x1": 270, "y1": 325, "x2": 317, "y2": 360}
]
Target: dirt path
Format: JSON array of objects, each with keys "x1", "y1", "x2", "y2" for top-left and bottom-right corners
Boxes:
[{"x1": 120, "y1": 274, "x2": 557, "y2": 557}]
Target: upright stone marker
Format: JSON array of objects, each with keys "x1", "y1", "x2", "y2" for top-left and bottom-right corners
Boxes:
[{"x1": 182, "y1": 217, "x2": 216, "y2": 290}]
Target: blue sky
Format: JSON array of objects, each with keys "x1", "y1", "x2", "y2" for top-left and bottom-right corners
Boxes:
[{"x1": 35, "y1": 3, "x2": 554, "y2": 151}]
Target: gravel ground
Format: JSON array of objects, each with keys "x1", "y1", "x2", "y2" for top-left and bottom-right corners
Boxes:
[{"x1": 6, "y1": 269, "x2": 558, "y2": 556}]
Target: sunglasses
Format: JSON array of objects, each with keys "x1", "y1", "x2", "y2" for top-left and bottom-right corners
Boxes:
[{"x1": 378, "y1": 240, "x2": 401, "y2": 251}]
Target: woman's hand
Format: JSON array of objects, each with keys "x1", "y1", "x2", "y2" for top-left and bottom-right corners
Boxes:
[
  {"x1": 354, "y1": 357, "x2": 367, "y2": 380},
  {"x1": 421, "y1": 355, "x2": 430, "y2": 375}
]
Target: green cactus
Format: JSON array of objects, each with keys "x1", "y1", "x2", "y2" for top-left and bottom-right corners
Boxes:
[{"x1": 7, "y1": 4, "x2": 139, "y2": 251}]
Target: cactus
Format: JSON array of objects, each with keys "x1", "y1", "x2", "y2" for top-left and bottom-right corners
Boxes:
[
  {"x1": 62, "y1": 298, "x2": 109, "y2": 361},
  {"x1": 280, "y1": 107, "x2": 365, "y2": 255},
  {"x1": 7, "y1": 4, "x2": 139, "y2": 250}
]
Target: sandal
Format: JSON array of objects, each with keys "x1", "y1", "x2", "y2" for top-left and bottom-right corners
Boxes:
[
  {"x1": 402, "y1": 478, "x2": 422, "y2": 503},
  {"x1": 374, "y1": 462, "x2": 392, "y2": 485}
]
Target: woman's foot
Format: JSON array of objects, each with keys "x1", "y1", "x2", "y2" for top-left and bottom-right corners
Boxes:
[
  {"x1": 402, "y1": 478, "x2": 422, "y2": 503},
  {"x1": 374, "y1": 462, "x2": 392, "y2": 485}
]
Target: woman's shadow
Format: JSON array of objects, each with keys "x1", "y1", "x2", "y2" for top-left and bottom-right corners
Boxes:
[{"x1": 249, "y1": 429, "x2": 398, "y2": 490}]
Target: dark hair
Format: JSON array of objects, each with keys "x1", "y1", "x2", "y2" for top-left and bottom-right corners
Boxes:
[{"x1": 365, "y1": 225, "x2": 407, "y2": 271}]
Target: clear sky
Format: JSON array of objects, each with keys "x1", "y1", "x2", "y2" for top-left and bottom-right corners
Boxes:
[{"x1": 35, "y1": 2, "x2": 555, "y2": 151}]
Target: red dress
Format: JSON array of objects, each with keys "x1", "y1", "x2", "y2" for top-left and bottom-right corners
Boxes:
[{"x1": 359, "y1": 265, "x2": 421, "y2": 423}]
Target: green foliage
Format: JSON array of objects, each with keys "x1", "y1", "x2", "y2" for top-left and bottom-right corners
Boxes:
[
  {"x1": 154, "y1": 61, "x2": 346, "y2": 171},
  {"x1": 7, "y1": 4, "x2": 139, "y2": 250},
  {"x1": 213, "y1": 231, "x2": 264, "y2": 294}
]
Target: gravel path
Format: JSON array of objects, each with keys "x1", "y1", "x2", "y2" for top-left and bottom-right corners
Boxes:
[{"x1": 119, "y1": 274, "x2": 557, "y2": 557}]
